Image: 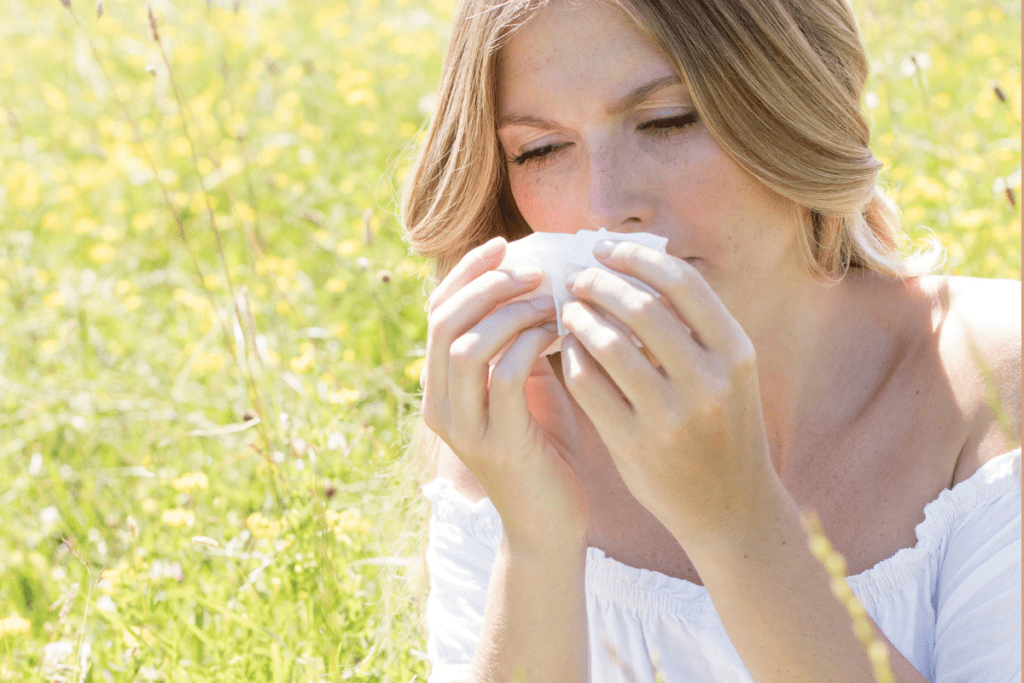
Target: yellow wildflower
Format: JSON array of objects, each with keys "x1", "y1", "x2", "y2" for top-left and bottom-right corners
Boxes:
[
  {"x1": 343, "y1": 88, "x2": 377, "y2": 108},
  {"x1": 332, "y1": 508, "x2": 371, "y2": 535},
  {"x1": 328, "y1": 388, "x2": 360, "y2": 405},
  {"x1": 0, "y1": 614, "x2": 30, "y2": 637},
  {"x1": 336, "y1": 240, "x2": 361, "y2": 256},
  {"x1": 74, "y1": 217, "x2": 97, "y2": 234},
  {"x1": 404, "y1": 357, "x2": 426, "y2": 382},
  {"x1": 171, "y1": 472, "x2": 209, "y2": 492},
  {"x1": 290, "y1": 353, "x2": 313, "y2": 373},
  {"x1": 41, "y1": 213, "x2": 62, "y2": 231},
  {"x1": 41, "y1": 84, "x2": 68, "y2": 112},
  {"x1": 98, "y1": 568, "x2": 121, "y2": 595},
  {"x1": 88, "y1": 243, "x2": 116, "y2": 264},
  {"x1": 246, "y1": 512, "x2": 282, "y2": 539},
  {"x1": 904, "y1": 176, "x2": 946, "y2": 203},
  {"x1": 954, "y1": 209, "x2": 991, "y2": 231},
  {"x1": 161, "y1": 509, "x2": 195, "y2": 528},
  {"x1": 132, "y1": 212, "x2": 156, "y2": 232},
  {"x1": 193, "y1": 352, "x2": 226, "y2": 374},
  {"x1": 235, "y1": 203, "x2": 256, "y2": 223},
  {"x1": 43, "y1": 291, "x2": 64, "y2": 309},
  {"x1": 196, "y1": 158, "x2": 215, "y2": 176}
]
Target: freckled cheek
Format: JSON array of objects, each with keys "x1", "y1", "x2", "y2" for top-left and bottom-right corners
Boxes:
[
  {"x1": 509, "y1": 170, "x2": 582, "y2": 233},
  {"x1": 661, "y1": 144, "x2": 746, "y2": 250}
]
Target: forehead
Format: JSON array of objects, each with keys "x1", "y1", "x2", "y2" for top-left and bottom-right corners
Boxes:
[{"x1": 496, "y1": 0, "x2": 678, "y2": 113}]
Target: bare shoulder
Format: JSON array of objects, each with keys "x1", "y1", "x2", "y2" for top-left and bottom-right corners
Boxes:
[
  {"x1": 921, "y1": 275, "x2": 1022, "y2": 484},
  {"x1": 424, "y1": 426, "x2": 488, "y2": 503}
]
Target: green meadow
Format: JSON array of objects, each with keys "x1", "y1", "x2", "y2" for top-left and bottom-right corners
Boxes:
[{"x1": 0, "y1": 0, "x2": 1018, "y2": 680}]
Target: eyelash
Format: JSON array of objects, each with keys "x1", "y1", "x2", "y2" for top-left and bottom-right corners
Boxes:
[{"x1": 508, "y1": 113, "x2": 700, "y2": 166}]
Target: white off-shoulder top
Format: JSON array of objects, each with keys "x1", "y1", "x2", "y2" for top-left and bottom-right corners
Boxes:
[{"x1": 422, "y1": 448, "x2": 1021, "y2": 683}]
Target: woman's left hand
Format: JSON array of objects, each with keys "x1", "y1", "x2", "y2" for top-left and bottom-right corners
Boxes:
[{"x1": 560, "y1": 239, "x2": 781, "y2": 551}]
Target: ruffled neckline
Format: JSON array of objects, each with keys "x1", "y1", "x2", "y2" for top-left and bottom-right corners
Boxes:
[{"x1": 424, "y1": 448, "x2": 1021, "y2": 610}]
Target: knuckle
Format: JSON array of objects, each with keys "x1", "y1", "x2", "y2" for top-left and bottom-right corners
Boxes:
[
  {"x1": 663, "y1": 259, "x2": 689, "y2": 284},
  {"x1": 709, "y1": 385, "x2": 731, "y2": 411},
  {"x1": 616, "y1": 241, "x2": 639, "y2": 259},
  {"x1": 563, "y1": 372, "x2": 584, "y2": 394},
  {"x1": 693, "y1": 397, "x2": 725, "y2": 421},
  {"x1": 625, "y1": 292, "x2": 657, "y2": 320},
  {"x1": 591, "y1": 332, "x2": 618, "y2": 356},
  {"x1": 449, "y1": 335, "x2": 481, "y2": 365},
  {"x1": 428, "y1": 311, "x2": 456, "y2": 343},
  {"x1": 481, "y1": 268, "x2": 510, "y2": 288},
  {"x1": 573, "y1": 268, "x2": 599, "y2": 293},
  {"x1": 730, "y1": 342, "x2": 757, "y2": 373},
  {"x1": 421, "y1": 405, "x2": 446, "y2": 436},
  {"x1": 659, "y1": 404, "x2": 684, "y2": 430},
  {"x1": 488, "y1": 363, "x2": 518, "y2": 388},
  {"x1": 562, "y1": 358, "x2": 586, "y2": 391}
]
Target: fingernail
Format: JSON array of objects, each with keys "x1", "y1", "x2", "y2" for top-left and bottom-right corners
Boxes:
[
  {"x1": 480, "y1": 236, "x2": 504, "y2": 258},
  {"x1": 530, "y1": 297, "x2": 554, "y2": 311},
  {"x1": 565, "y1": 273, "x2": 577, "y2": 290},
  {"x1": 510, "y1": 266, "x2": 543, "y2": 281},
  {"x1": 541, "y1": 321, "x2": 558, "y2": 333},
  {"x1": 593, "y1": 240, "x2": 614, "y2": 258}
]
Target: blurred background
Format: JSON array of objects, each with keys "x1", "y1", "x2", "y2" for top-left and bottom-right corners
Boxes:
[{"x1": 0, "y1": 0, "x2": 1018, "y2": 680}]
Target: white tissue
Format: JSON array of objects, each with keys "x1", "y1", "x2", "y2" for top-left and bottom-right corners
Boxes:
[{"x1": 496, "y1": 228, "x2": 669, "y2": 358}]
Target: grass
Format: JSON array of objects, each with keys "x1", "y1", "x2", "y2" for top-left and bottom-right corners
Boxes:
[{"x1": 0, "y1": 0, "x2": 1018, "y2": 680}]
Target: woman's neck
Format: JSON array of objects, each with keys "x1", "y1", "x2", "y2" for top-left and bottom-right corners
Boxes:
[{"x1": 742, "y1": 267, "x2": 914, "y2": 476}]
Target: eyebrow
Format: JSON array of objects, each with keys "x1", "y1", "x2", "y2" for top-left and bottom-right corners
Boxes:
[{"x1": 497, "y1": 74, "x2": 683, "y2": 130}]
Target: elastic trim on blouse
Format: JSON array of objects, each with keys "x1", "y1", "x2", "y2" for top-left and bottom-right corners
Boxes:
[
  {"x1": 424, "y1": 448, "x2": 1022, "y2": 611},
  {"x1": 846, "y1": 448, "x2": 1021, "y2": 603}
]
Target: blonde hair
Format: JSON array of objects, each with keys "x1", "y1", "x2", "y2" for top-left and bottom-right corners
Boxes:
[{"x1": 402, "y1": 0, "x2": 940, "y2": 283}]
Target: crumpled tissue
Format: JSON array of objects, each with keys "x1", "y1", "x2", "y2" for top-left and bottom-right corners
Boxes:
[{"x1": 496, "y1": 228, "x2": 668, "y2": 358}]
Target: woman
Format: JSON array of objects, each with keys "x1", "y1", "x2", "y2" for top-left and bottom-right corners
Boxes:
[{"x1": 402, "y1": 0, "x2": 1022, "y2": 680}]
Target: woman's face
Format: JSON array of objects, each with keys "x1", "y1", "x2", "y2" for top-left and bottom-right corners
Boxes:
[{"x1": 496, "y1": 0, "x2": 807, "y2": 320}]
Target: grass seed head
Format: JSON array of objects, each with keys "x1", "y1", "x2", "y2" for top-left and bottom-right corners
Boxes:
[
  {"x1": 57, "y1": 583, "x2": 80, "y2": 625},
  {"x1": 147, "y1": 3, "x2": 159, "y2": 41}
]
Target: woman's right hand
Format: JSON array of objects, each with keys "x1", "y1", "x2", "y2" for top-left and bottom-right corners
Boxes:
[{"x1": 421, "y1": 236, "x2": 591, "y2": 555}]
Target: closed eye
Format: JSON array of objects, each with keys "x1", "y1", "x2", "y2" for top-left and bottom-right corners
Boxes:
[
  {"x1": 638, "y1": 113, "x2": 699, "y2": 137},
  {"x1": 509, "y1": 142, "x2": 569, "y2": 166},
  {"x1": 507, "y1": 112, "x2": 699, "y2": 166}
]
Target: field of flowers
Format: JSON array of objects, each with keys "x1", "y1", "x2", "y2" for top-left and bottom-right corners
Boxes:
[{"x1": 0, "y1": 0, "x2": 1018, "y2": 680}]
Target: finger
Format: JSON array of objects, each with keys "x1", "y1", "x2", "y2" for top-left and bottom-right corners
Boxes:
[
  {"x1": 560, "y1": 334, "x2": 634, "y2": 439},
  {"x1": 560, "y1": 300, "x2": 663, "y2": 414},
  {"x1": 593, "y1": 241, "x2": 740, "y2": 353},
  {"x1": 427, "y1": 237, "x2": 506, "y2": 314},
  {"x1": 422, "y1": 268, "x2": 545, "y2": 430},
  {"x1": 447, "y1": 301, "x2": 558, "y2": 443},
  {"x1": 486, "y1": 323, "x2": 561, "y2": 438},
  {"x1": 568, "y1": 267, "x2": 701, "y2": 385}
]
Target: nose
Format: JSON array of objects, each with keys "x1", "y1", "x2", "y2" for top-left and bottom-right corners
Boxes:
[{"x1": 585, "y1": 137, "x2": 654, "y2": 231}]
